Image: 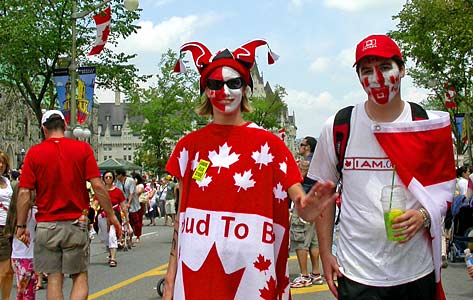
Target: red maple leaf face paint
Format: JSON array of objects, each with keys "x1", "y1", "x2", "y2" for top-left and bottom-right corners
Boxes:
[
  {"x1": 358, "y1": 58, "x2": 401, "y2": 105},
  {"x1": 205, "y1": 66, "x2": 244, "y2": 114}
]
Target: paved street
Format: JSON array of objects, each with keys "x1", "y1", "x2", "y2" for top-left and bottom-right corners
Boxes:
[{"x1": 12, "y1": 218, "x2": 473, "y2": 299}]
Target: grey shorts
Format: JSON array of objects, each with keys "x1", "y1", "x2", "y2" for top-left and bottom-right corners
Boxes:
[
  {"x1": 165, "y1": 199, "x2": 176, "y2": 215},
  {"x1": 34, "y1": 221, "x2": 89, "y2": 275},
  {"x1": 290, "y1": 214, "x2": 318, "y2": 251}
]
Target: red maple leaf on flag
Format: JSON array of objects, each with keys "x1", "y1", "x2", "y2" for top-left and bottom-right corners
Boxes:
[
  {"x1": 253, "y1": 254, "x2": 271, "y2": 273},
  {"x1": 182, "y1": 244, "x2": 245, "y2": 299},
  {"x1": 259, "y1": 276, "x2": 277, "y2": 300}
]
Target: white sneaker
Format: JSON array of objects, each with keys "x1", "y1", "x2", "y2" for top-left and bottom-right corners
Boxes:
[
  {"x1": 89, "y1": 229, "x2": 96, "y2": 239},
  {"x1": 310, "y1": 273, "x2": 324, "y2": 285},
  {"x1": 290, "y1": 274, "x2": 312, "y2": 288}
]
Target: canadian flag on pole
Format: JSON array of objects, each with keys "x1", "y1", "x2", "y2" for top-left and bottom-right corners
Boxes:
[
  {"x1": 373, "y1": 111, "x2": 456, "y2": 300},
  {"x1": 88, "y1": 6, "x2": 111, "y2": 56},
  {"x1": 278, "y1": 128, "x2": 285, "y2": 141}
]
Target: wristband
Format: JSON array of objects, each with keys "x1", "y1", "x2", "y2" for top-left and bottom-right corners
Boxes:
[
  {"x1": 16, "y1": 225, "x2": 27, "y2": 229},
  {"x1": 418, "y1": 208, "x2": 431, "y2": 229}
]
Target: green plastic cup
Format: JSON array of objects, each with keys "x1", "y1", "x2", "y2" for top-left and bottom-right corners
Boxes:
[{"x1": 381, "y1": 185, "x2": 407, "y2": 242}]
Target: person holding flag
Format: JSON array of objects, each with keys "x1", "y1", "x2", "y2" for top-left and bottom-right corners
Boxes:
[{"x1": 296, "y1": 34, "x2": 456, "y2": 300}]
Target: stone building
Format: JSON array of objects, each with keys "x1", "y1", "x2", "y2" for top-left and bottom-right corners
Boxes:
[
  {"x1": 96, "y1": 91, "x2": 142, "y2": 163},
  {"x1": 0, "y1": 86, "x2": 42, "y2": 169}
]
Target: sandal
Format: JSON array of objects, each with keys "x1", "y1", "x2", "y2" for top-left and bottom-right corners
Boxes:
[{"x1": 109, "y1": 259, "x2": 117, "y2": 267}]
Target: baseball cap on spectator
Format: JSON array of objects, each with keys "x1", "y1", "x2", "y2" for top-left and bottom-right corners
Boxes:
[
  {"x1": 353, "y1": 34, "x2": 403, "y2": 67},
  {"x1": 41, "y1": 110, "x2": 65, "y2": 125}
]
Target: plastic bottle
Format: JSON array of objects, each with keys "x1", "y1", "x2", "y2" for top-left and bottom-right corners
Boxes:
[
  {"x1": 79, "y1": 209, "x2": 88, "y2": 230},
  {"x1": 464, "y1": 248, "x2": 473, "y2": 268}
]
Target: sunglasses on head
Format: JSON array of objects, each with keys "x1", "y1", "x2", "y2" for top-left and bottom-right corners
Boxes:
[{"x1": 206, "y1": 78, "x2": 244, "y2": 90}]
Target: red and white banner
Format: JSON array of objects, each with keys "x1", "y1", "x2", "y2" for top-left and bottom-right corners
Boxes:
[
  {"x1": 88, "y1": 6, "x2": 111, "y2": 56},
  {"x1": 373, "y1": 111, "x2": 456, "y2": 300}
]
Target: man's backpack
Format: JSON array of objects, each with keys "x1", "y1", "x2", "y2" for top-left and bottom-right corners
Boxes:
[{"x1": 332, "y1": 102, "x2": 428, "y2": 223}]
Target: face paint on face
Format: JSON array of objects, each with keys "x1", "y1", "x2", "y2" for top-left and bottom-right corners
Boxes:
[
  {"x1": 358, "y1": 59, "x2": 401, "y2": 105},
  {"x1": 205, "y1": 66, "x2": 244, "y2": 114}
]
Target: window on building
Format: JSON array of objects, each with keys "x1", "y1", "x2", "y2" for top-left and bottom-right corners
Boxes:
[
  {"x1": 128, "y1": 155, "x2": 132, "y2": 161},
  {"x1": 123, "y1": 155, "x2": 127, "y2": 160},
  {"x1": 123, "y1": 145, "x2": 127, "y2": 150},
  {"x1": 104, "y1": 156, "x2": 107, "y2": 161}
]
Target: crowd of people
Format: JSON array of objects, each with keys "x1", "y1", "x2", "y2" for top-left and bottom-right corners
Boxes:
[{"x1": 0, "y1": 33, "x2": 471, "y2": 300}]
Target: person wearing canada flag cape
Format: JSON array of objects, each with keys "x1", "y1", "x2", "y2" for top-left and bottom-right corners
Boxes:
[
  {"x1": 163, "y1": 40, "x2": 336, "y2": 299},
  {"x1": 298, "y1": 34, "x2": 456, "y2": 300}
]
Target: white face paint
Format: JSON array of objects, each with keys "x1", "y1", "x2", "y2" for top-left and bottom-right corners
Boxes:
[
  {"x1": 205, "y1": 66, "x2": 243, "y2": 114},
  {"x1": 358, "y1": 58, "x2": 402, "y2": 105}
]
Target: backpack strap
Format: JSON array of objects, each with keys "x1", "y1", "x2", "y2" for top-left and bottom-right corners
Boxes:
[{"x1": 333, "y1": 106, "x2": 354, "y2": 177}]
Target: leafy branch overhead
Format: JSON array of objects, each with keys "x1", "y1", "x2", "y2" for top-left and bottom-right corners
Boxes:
[{"x1": 0, "y1": 0, "x2": 147, "y2": 128}]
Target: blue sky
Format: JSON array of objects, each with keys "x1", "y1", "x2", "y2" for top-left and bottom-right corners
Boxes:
[{"x1": 97, "y1": 0, "x2": 428, "y2": 138}]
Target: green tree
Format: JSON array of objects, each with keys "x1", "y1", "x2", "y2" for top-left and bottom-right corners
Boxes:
[
  {"x1": 245, "y1": 85, "x2": 288, "y2": 130},
  {"x1": 0, "y1": 0, "x2": 148, "y2": 130},
  {"x1": 389, "y1": 0, "x2": 473, "y2": 158},
  {"x1": 127, "y1": 49, "x2": 204, "y2": 175}
]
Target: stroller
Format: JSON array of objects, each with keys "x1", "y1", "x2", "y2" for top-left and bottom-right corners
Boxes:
[
  {"x1": 446, "y1": 195, "x2": 473, "y2": 262},
  {"x1": 118, "y1": 211, "x2": 133, "y2": 251}
]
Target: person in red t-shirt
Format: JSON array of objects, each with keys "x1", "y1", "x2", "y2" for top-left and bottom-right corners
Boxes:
[
  {"x1": 162, "y1": 40, "x2": 336, "y2": 300},
  {"x1": 95, "y1": 171, "x2": 127, "y2": 267},
  {"x1": 16, "y1": 110, "x2": 122, "y2": 300}
]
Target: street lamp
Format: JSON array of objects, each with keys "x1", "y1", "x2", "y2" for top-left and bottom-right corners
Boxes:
[{"x1": 70, "y1": 0, "x2": 139, "y2": 138}]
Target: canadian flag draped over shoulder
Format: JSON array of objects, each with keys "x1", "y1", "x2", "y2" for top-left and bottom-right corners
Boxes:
[
  {"x1": 373, "y1": 110, "x2": 456, "y2": 300},
  {"x1": 88, "y1": 6, "x2": 111, "y2": 56}
]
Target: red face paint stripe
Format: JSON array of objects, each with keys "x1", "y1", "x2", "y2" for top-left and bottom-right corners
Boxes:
[{"x1": 375, "y1": 66, "x2": 385, "y2": 86}]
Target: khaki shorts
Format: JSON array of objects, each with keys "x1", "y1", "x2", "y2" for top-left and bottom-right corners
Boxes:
[
  {"x1": 290, "y1": 214, "x2": 318, "y2": 251},
  {"x1": 34, "y1": 221, "x2": 89, "y2": 275},
  {"x1": 0, "y1": 226, "x2": 12, "y2": 260}
]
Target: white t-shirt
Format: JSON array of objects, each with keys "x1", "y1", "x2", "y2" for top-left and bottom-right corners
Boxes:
[
  {"x1": 457, "y1": 177, "x2": 468, "y2": 196},
  {"x1": 308, "y1": 102, "x2": 434, "y2": 286},
  {"x1": 0, "y1": 176, "x2": 13, "y2": 226},
  {"x1": 12, "y1": 207, "x2": 37, "y2": 259}
]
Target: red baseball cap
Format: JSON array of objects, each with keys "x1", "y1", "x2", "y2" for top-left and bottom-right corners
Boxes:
[{"x1": 353, "y1": 35, "x2": 403, "y2": 67}]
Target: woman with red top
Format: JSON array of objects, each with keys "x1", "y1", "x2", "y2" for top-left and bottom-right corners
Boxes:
[{"x1": 96, "y1": 171, "x2": 128, "y2": 267}]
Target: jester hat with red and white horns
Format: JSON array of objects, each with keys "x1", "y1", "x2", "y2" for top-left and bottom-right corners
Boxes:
[{"x1": 174, "y1": 39, "x2": 279, "y2": 94}]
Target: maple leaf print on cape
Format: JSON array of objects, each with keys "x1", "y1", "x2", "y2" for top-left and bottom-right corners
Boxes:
[
  {"x1": 259, "y1": 276, "x2": 277, "y2": 300},
  {"x1": 252, "y1": 143, "x2": 274, "y2": 169},
  {"x1": 182, "y1": 244, "x2": 245, "y2": 299},
  {"x1": 273, "y1": 183, "x2": 287, "y2": 202},
  {"x1": 208, "y1": 143, "x2": 240, "y2": 174},
  {"x1": 253, "y1": 254, "x2": 271, "y2": 273},
  {"x1": 196, "y1": 175, "x2": 212, "y2": 190},
  {"x1": 234, "y1": 170, "x2": 256, "y2": 192},
  {"x1": 178, "y1": 148, "x2": 189, "y2": 177},
  {"x1": 279, "y1": 160, "x2": 287, "y2": 174},
  {"x1": 191, "y1": 152, "x2": 200, "y2": 171}
]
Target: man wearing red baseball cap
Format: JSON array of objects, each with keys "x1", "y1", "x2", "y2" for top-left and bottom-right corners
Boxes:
[{"x1": 296, "y1": 34, "x2": 455, "y2": 300}]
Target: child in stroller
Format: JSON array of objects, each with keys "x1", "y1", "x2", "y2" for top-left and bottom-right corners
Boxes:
[{"x1": 445, "y1": 194, "x2": 473, "y2": 262}]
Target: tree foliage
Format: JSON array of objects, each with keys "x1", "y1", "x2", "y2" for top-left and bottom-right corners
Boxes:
[
  {"x1": 127, "y1": 49, "x2": 204, "y2": 175},
  {"x1": 245, "y1": 85, "x2": 288, "y2": 130},
  {"x1": 0, "y1": 0, "x2": 148, "y2": 130},
  {"x1": 389, "y1": 0, "x2": 473, "y2": 158}
]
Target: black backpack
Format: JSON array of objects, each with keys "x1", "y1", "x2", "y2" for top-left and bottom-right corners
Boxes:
[{"x1": 332, "y1": 102, "x2": 428, "y2": 223}]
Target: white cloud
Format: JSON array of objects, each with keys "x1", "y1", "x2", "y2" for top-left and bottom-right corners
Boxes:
[
  {"x1": 116, "y1": 14, "x2": 219, "y2": 55},
  {"x1": 117, "y1": 17, "x2": 195, "y2": 53},
  {"x1": 323, "y1": 0, "x2": 402, "y2": 12},
  {"x1": 309, "y1": 57, "x2": 331, "y2": 73}
]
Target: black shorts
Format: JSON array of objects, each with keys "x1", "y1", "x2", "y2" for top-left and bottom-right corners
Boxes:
[{"x1": 338, "y1": 271, "x2": 435, "y2": 300}]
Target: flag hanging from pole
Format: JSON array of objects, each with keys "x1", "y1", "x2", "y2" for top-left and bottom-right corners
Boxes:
[
  {"x1": 373, "y1": 111, "x2": 456, "y2": 300},
  {"x1": 89, "y1": 6, "x2": 111, "y2": 56}
]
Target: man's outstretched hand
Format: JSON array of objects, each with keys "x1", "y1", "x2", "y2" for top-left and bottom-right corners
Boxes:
[{"x1": 293, "y1": 180, "x2": 338, "y2": 223}]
